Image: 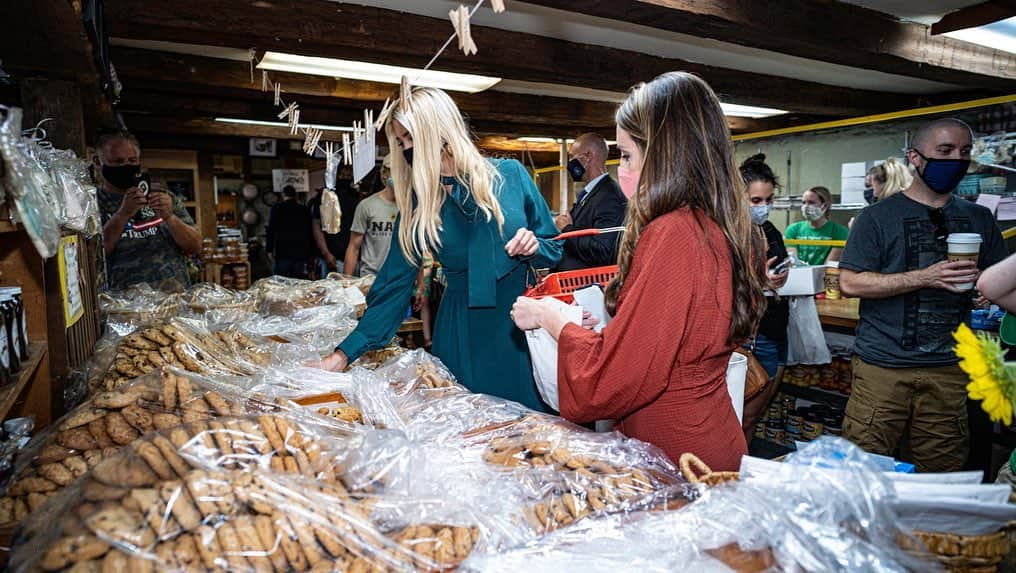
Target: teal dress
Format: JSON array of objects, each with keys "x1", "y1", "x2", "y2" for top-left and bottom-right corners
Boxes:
[{"x1": 337, "y1": 159, "x2": 563, "y2": 411}]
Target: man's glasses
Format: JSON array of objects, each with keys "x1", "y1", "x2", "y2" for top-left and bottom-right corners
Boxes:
[{"x1": 929, "y1": 208, "x2": 949, "y2": 241}]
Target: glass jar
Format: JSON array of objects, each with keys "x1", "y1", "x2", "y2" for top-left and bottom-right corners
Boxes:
[{"x1": 0, "y1": 297, "x2": 18, "y2": 372}]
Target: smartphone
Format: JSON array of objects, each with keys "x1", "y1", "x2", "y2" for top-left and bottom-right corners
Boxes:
[{"x1": 134, "y1": 172, "x2": 151, "y2": 196}]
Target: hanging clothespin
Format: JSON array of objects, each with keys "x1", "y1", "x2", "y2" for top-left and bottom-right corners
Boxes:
[
  {"x1": 289, "y1": 109, "x2": 300, "y2": 135},
  {"x1": 303, "y1": 128, "x2": 322, "y2": 155},
  {"x1": 277, "y1": 102, "x2": 297, "y2": 121},
  {"x1": 399, "y1": 75, "x2": 412, "y2": 114},
  {"x1": 342, "y1": 133, "x2": 352, "y2": 165},
  {"x1": 374, "y1": 97, "x2": 394, "y2": 131},
  {"x1": 449, "y1": 4, "x2": 478, "y2": 56},
  {"x1": 262, "y1": 70, "x2": 269, "y2": 92},
  {"x1": 491, "y1": 0, "x2": 506, "y2": 13},
  {"x1": 273, "y1": 83, "x2": 281, "y2": 107},
  {"x1": 249, "y1": 48, "x2": 257, "y2": 84}
]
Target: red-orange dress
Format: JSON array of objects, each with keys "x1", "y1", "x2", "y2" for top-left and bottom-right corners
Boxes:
[{"x1": 557, "y1": 207, "x2": 747, "y2": 471}]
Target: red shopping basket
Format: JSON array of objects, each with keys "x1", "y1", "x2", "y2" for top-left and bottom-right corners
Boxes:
[{"x1": 524, "y1": 265, "x2": 618, "y2": 304}]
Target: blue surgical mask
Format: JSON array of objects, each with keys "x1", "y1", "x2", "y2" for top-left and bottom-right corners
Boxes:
[
  {"x1": 913, "y1": 149, "x2": 970, "y2": 194},
  {"x1": 750, "y1": 204, "x2": 771, "y2": 225},
  {"x1": 387, "y1": 177, "x2": 394, "y2": 188}
]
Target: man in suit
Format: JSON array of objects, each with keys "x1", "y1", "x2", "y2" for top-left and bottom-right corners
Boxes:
[{"x1": 555, "y1": 133, "x2": 627, "y2": 270}]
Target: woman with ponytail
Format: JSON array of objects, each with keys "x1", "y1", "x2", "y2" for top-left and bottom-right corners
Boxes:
[{"x1": 511, "y1": 72, "x2": 767, "y2": 469}]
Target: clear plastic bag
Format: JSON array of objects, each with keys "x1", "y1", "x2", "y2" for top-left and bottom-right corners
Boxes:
[
  {"x1": 237, "y1": 304, "x2": 359, "y2": 355},
  {"x1": 180, "y1": 282, "x2": 258, "y2": 322},
  {"x1": 0, "y1": 108, "x2": 60, "y2": 258},
  {"x1": 99, "y1": 284, "x2": 182, "y2": 334},
  {"x1": 251, "y1": 276, "x2": 367, "y2": 317}
]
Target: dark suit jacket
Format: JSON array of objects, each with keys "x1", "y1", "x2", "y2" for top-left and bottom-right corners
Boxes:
[{"x1": 558, "y1": 174, "x2": 627, "y2": 271}]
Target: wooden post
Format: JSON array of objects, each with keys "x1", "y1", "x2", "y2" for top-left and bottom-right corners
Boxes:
[{"x1": 19, "y1": 78, "x2": 87, "y2": 157}]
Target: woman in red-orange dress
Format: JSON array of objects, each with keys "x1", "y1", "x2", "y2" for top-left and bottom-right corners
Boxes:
[{"x1": 510, "y1": 72, "x2": 767, "y2": 471}]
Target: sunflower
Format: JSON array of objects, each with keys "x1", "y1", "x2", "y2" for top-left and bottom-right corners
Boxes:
[{"x1": 953, "y1": 324, "x2": 1016, "y2": 426}]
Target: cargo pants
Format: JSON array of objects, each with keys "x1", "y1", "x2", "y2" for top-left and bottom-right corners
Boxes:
[{"x1": 843, "y1": 357, "x2": 969, "y2": 473}]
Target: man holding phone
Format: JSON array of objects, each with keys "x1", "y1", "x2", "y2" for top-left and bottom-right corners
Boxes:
[{"x1": 94, "y1": 130, "x2": 201, "y2": 291}]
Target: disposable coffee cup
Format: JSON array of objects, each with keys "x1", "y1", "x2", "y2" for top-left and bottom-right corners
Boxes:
[{"x1": 946, "y1": 233, "x2": 981, "y2": 291}]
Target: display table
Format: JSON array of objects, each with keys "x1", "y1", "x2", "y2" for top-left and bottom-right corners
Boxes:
[{"x1": 815, "y1": 297, "x2": 859, "y2": 329}]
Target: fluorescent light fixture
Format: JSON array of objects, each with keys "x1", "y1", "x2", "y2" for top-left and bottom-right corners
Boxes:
[
  {"x1": 214, "y1": 117, "x2": 354, "y2": 132},
  {"x1": 944, "y1": 17, "x2": 1016, "y2": 55},
  {"x1": 257, "y1": 52, "x2": 501, "y2": 93},
  {"x1": 720, "y1": 103, "x2": 787, "y2": 119},
  {"x1": 518, "y1": 137, "x2": 559, "y2": 143}
]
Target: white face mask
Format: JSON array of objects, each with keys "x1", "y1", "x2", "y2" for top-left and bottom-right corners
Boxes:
[
  {"x1": 802, "y1": 204, "x2": 826, "y2": 222},
  {"x1": 750, "y1": 204, "x2": 771, "y2": 225}
]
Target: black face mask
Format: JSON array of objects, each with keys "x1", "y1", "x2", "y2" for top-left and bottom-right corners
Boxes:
[
  {"x1": 863, "y1": 187, "x2": 876, "y2": 205},
  {"x1": 566, "y1": 158, "x2": 586, "y2": 182},
  {"x1": 101, "y1": 163, "x2": 141, "y2": 191},
  {"x1": 402, "y1": 147, "x2": 414, "y2": 167},
  {"x1": 913, "y1": 149, "x2": 971, "y2": 195}
]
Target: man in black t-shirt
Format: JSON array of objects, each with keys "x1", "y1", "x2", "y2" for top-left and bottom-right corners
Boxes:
[
  {"x1": 840, "y1": 118, "x2": 1007, "y2": 473},
  {"x1": 309, "y1": 173, "x2": 360, "y2": 276}
]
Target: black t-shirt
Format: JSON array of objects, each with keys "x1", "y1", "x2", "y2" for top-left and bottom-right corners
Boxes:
[
  {"x1": 840, "y1": 193, "x2": 1007, "y2": 367},
  {"x1": 266, "y1": 200, "x2": 313, "y2": 260},
  {"x1": 758, "y1": 221, "x2": 789, "y2": 342},
  {"x1": 309, "y1": 185, "x2": 360, "y2": 260}
]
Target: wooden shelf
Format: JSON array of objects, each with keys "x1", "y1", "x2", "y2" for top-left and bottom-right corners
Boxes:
[{"x1": 0, "y1": 342, "x2": 47, "y2": 420}]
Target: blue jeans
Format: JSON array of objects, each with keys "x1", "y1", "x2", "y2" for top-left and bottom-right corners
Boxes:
[
  {"x1": 746, "y1": 334, "x2": 787, "y2": 381},
  {"x1": 319, "y1": 259, "x2": 344, "y2": 277}
]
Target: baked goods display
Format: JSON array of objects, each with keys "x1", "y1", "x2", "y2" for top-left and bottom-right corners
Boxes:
[
  {"x1": 181, "y1": 282, "x2": 258, "y2": 317},
  {"x1": 10, "y1": 282, "x2": 941, "y2": 571},
  {"x1": 89, "y1": 319, "x2": 277, "y2": 395},
  {"x1": 251, "y1": 276, "x2": 368, "y2": 317}
]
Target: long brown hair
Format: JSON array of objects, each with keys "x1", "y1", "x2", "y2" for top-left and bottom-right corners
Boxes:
[{"x1": 604, "y1": 72, "x2": 767, "y2": 344}]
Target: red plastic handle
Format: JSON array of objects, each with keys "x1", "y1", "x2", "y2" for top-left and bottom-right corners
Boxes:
[{"x1": 552, "y1": 228, "x2": 601, "y2": 240}]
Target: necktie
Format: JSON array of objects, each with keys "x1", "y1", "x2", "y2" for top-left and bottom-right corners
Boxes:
[{"x1": 572, "y1": 190, "x2": 588, "y2": 212}]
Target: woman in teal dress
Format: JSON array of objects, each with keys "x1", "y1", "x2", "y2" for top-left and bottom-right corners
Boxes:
[{"x1": 318, "y1": 87, "x2": 562, "y2": 412}]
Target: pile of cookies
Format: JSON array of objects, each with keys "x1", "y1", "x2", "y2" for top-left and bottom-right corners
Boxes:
[
  {"x1": 481, "y1": 433, "x2": 678, "y2": 534},
  {"x1": 20, "y1": 417, "x2": 481, "y2": 573},
  {"x1": 92, "y1": 320, "x2": 273, "y2": 394},
  {"x1": 0, "y1": 370, "x2": 261, "y2": 526}
]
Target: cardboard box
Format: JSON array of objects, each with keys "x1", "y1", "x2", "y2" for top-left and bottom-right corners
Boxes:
[{"x1": 777, "y1": 266, "x2": 826, "y2": 297}]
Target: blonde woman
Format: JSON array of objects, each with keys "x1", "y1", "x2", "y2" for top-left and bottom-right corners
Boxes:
[
  {"x1": 870, "y1": 158, "x2": 912, "y2": 201},
  {"x1": 319, "y1": 87, "x2": 562, "y2": 411}
]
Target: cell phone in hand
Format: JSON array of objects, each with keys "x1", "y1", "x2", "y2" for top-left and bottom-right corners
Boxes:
[
  {"x1": 135, "y1": 173, "x2": 151, "y2": 196},
  {"x1": 770, "y1": 258, "x2": 791, "y2": 275}
]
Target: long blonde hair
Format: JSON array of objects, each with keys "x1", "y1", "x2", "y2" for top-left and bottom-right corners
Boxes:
[
  {"x1": 871, "y1": 158, "x2": 912, "y2": 199},
  {"x1": 605, "y1": 72, "x2": 767, "y2": 344},
  {"x1": 387, "y1": 87, "x2": 503, "y2": 262}
]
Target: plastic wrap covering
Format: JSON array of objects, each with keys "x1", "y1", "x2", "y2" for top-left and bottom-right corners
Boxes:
[
  {"x1": 252, "y1": 276, "x2": 368, "y2": 317},
  {"x1": 88, "y1": 317, "x2": 314, "y2": 396},
  {"x1": 180, "y1": 283, "x2": 259, "y2": 322},
  {"x1": 0, "y1": 108, "x2": 60, "y2": 258},
  {"x1": 238, "y1": 305, "x2": 359, "y2": 355},
  {"x1": 466, "y1": 437, "x2": 938, "y2": 573},
  {"x1": 99, "y1": 285, "x2": 182, "y2": 334},
  {"x1": 370, "y1": 349, "x2": 462, "y2": 396},
  {"x1": 13, "y1": 464, "x2": 495, "y2": 573},
  {"x1": 250, "y1": 366, "x2": 402, "y2": 430},
  {"x1": 0, "y1": 367, "x2": 290, "y2": 527},
  {"x1": 47, "y1": 149, "x2": 100, "y2": 236}
]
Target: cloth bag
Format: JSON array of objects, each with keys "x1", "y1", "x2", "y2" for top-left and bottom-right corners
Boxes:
[
  {"x1": 320, "y1": 189, "x2": 342, "y2": 234},
  {"x1": 526, "y1": 299, "x2": 583, "y2": 411},
  {"x1": 787, "y1": 295, "x2": 831, "y2": 365}
]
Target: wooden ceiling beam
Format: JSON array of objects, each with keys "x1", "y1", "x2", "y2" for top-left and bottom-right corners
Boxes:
[
  {"x1": 522, "y1": 0, "x2": 1016, "y2": 90},
  {"x1": 931, "y1": 1, "x2": 1016, "y2": 35},
  {"x1": 110, "y1": 47, "x2": 618, "y2": 130},
  {"x1": 102, "y1": 0, "x2": 948, "y2": 117}
]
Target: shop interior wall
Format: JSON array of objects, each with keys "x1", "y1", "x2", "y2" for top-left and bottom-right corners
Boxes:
[{"x1": 733, "y1": 102, "x2": 1016, "y2": 235}]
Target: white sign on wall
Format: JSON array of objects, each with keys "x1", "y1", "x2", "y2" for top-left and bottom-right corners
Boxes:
[{"x1": 272, "y1": 169, "x2": 310, "y2": 193}]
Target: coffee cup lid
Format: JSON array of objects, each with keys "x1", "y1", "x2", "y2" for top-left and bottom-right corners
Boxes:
[{"x1": 947, "y1": 233, "x2": 982, "y2": 244}]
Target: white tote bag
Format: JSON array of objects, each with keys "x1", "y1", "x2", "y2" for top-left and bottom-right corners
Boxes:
[{"x1": 525, "y1": 299, "x2": 583, "y2": 411}]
